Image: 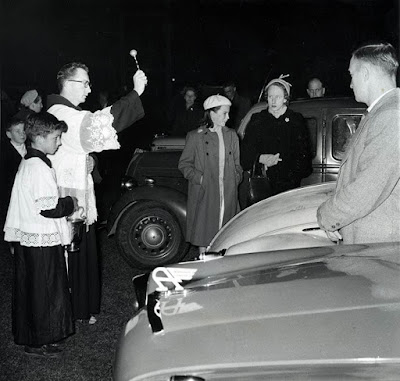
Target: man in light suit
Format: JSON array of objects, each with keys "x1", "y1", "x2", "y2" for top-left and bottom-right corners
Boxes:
[{"x1": 317, "y1": 42, "x2": 400, "y2": 244}]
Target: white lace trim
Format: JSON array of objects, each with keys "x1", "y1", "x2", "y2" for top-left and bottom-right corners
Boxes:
[
  {"x1": 5, "y1": 228, "x2": 64, "y2": 247},
  {"x1": 59, "y1": 167, "x2": 77, "y2": 189},
  {"x1": 81, "y1": 108, "x2": 120, "y2": 153},
  {"x1": 35, "y1": 196, "x2": 58, "y2": 212}
]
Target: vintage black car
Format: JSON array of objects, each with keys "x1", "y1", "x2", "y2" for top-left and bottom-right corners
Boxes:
[{"x1": 107, "y1": 97, "x2": 366, "y2": 269}]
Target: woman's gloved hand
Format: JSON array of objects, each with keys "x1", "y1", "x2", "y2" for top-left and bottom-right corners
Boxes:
[{"x1": 259, "y1": 153, "x2": 282, "y2": 168}]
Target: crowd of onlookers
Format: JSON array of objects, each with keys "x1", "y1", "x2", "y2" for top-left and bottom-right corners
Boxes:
[{"x1": 167, "y1": 76, "x2": 327, "y2": 137}]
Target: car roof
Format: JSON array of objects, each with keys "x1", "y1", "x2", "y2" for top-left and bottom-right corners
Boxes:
[
  {"x1": 115, "y1": 242, "x2": 400, "y2": 380},
  {"x1": 290, "y1": 96, "x2": 365, "y2": 108}
]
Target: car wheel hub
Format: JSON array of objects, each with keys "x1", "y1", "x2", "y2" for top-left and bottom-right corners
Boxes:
[
  {"x1": 142, "y1": 224, "x2": 165, "y2": 248},
  {"x1": 134, "y1": 216, "x2": 171, "y2": 253}
]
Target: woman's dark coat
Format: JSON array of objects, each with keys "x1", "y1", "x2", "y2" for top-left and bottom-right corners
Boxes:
[
  {"x1": 171, "y1": 102, "x2": 204, "y2": 136},
  {"x1": 241, "y1": 108, "x2": 312, "y2": 195},
  {"x1": 178, "y1": 126, "x2": 243, "y2": 247}
]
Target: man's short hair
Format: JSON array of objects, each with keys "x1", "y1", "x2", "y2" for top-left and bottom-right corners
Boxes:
[
  {"x1": 352, "y1": 42, "x2": 399, "y2": 77},
  {"x1": 57, "y1": 62, "x2": 89, "y2": 92},
  {"x1": 308, "y1": 77, "x2": 323, "y2": 88},
  {"x1": 25, "y1": 112, "x2": 68, "y2": 142}
]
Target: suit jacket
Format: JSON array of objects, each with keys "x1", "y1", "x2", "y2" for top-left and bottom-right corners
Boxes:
[
  {"x1": 1, "y1": 139, "x2": 24, "y2": 206},
  {"x1": 317, "y1": 88, "x2": 400, "y2": 244}
]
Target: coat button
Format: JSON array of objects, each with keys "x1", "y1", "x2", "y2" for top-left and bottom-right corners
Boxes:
[
  {"x1": 206, "y1": 153, "x2": 209, "y2": 156},
  {"x1": 205, "y1": 141, "x2": 208, "y2": 144},
  {"x1": 336, "y1": 222, "x2": 340, "y2": 227},
  {"x1": 331, "y1": 225, "x2": 336, "y2": 229}
]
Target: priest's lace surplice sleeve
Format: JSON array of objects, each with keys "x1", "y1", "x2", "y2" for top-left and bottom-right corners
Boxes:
[{"x1": 80, "y1": 107, "x2": 120, "y2": 153}]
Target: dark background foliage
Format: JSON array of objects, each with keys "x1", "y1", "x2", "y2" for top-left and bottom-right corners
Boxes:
[{"x1": 2, "y1": 0, "x2": 398, "y2": 124}]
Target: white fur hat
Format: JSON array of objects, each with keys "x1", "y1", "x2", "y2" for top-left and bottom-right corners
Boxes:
[{"x1": 203, "y1": 94, "x2": 231, "y2": 110}]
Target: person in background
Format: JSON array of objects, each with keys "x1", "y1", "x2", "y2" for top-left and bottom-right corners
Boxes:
[
  {"x1": 223, "y1": 81, "x2": 251, "y2": 131},
  {"x1": 90, "y1": 90, "x2": 110, "y2": 112},
  {"x1": 178, "y1": 95, "x2": 242, "y2": 257},
  {"x1": 4, "y1": 112, "x2": 78, "y2": 358},
  {"x1": 317, "y1": 42, "x2": 399, "y2": 244},
  {"x1": 170, "y1": 86, "x2": 203, "y2": 135},
  {"x1": 306, "y1": 78, "x2": 325, "y2": 98},
  {"x1": 47, "y1": 62, "x2": 147, "y2": 325},
  {"x1": 1, "y1": 117, "x2": 27, "y2": 210},
  {"x1": 1, "y1": 89, "x2": 17, "y2": 128},
  {"x1": 15, "y1": 89, "x2": 43, "y2": 120},
  {"x1": 241, "y1": 75, "x2": 312, "y2": 199},
  {"x1": 1, "y1": 117, "x2": 27, "y2": 240},
  {"x1": 97, "y1": 90, "x2": 110, "y2": 109}
]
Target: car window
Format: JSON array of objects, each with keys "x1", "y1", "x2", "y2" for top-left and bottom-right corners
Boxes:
[
  {"x1": 305, "y1": 117, "x2": 317, "y2": 159},
  {"x1": 332, "y1": 115, "x2": 363, "y2": 160}
]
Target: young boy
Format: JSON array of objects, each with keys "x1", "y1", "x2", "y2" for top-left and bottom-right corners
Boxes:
[{"x1": 4, "y1": 112, "x2": 77, "y2": 358}]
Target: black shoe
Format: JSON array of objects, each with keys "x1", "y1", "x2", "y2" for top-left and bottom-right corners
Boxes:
[{"x1": 24, "y1": 344, "x2": 62, "y2": 358}]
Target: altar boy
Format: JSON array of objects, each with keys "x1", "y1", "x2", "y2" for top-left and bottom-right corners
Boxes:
[{"x1": 4, "y1": 112, "x2": 77, "y2": 357}]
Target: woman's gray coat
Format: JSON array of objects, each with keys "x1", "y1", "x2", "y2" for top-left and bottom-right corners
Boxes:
[{"x1": 178, "y1": 126, "x2": 243, "y2": 247}]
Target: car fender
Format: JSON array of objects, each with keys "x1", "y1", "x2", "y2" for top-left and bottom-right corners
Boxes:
[
  {"x1": 208, "y1": 182, "x2": 336, "y2": 253},
  {"x1": 107, "y1": 186, "x2": 187, "y2": 236},
  {"x1": 224, "y1": 232, "x2": 334, "y2": 256}
]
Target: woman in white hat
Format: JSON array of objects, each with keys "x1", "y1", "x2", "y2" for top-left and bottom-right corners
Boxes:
[
  {"x1": 15, "y1": 89, "x2": 43, "y2": 120},
  {"x1": 241, "y1": 75, "x2": 312, "y2": 203},
  {"x1": 178, "y1": 94, "x2": 243, "y2": 256}
]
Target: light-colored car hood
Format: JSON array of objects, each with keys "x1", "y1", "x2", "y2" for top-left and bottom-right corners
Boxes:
[
  {"x1": 208, "y1": 182, "x2": 336, "y2": 254},
  {"x1": 114, "y1": 243, "x2": 400, "y2": 381}
]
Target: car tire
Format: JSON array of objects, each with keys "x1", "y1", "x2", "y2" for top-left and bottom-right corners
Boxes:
[{"x1": 115, "y1": 201, "x2": 190, "y2": 269}]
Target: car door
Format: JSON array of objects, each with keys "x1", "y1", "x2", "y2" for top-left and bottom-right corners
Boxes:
[
  {"x1": 324, "y1": 108, "x2": 366, "y2": 181},
  {"x1": 296, "y1": 106, "x2": 323, "y2": 186}
]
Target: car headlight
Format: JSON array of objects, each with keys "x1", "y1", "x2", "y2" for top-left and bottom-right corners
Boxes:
[{"x1": 121, "y1": 176, "x2": 137, "y2": 191}]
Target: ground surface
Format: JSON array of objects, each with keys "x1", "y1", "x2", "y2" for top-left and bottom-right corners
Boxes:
[{"x1": 0, "y1": 227, "x2": 196, "y2": 380}]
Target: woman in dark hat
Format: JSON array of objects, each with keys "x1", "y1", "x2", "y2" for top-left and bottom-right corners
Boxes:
[{"x1": 179, "y1": 95, "x2": 243, "y2": 256}]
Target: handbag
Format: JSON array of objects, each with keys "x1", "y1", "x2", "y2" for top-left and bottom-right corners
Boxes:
[{"x1": 247, "y1": 160, "x2": 274, "y2": 205}]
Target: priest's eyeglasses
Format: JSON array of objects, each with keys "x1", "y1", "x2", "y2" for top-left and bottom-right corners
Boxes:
[{"x1": 67, "y1": 79, "x2": 91, "y2": 88}]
